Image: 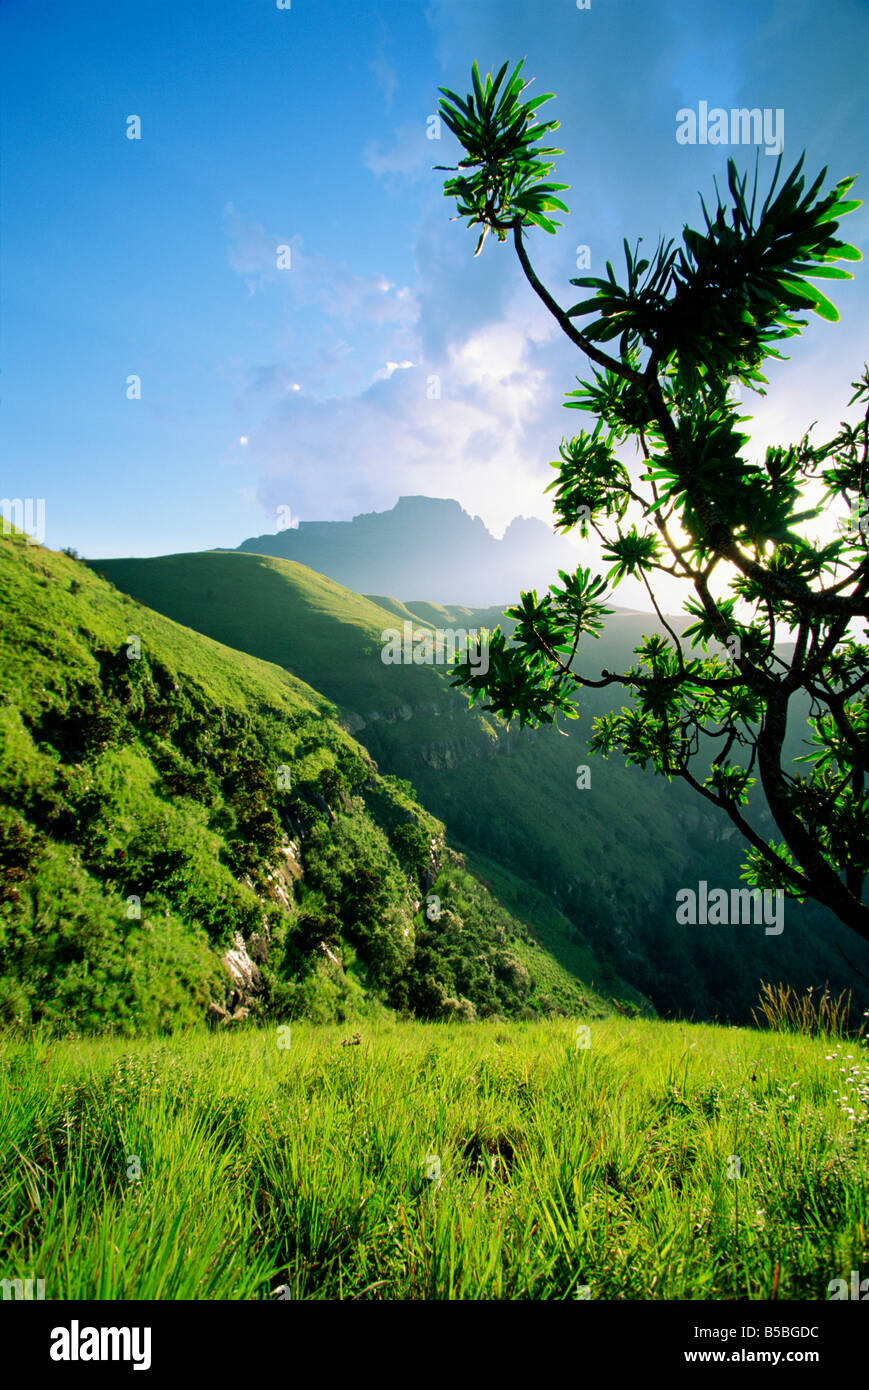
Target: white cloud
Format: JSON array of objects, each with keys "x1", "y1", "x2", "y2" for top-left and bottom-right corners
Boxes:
[
  {"x1": 248, "y1": 313, "x2": 560, "y2": 535},
  {"x1": 222, "y1": 203, "x2": 294, "y2": 292},
  {"x1": 364, "y1": 123, "x2": 432, "y2": 181},
  {"x1": 369, "y1": 55, "x2": 398, "y2": 112},
  {"x1": 373, "y1": 360, "x2": 414, "y2": 381},
  {"x1": 222, "y1": 204, "x2": 419, "y2": 326}
]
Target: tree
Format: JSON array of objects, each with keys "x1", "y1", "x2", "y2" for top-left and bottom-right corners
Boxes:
[{"x1": 437, "y1": 61, "x2": 869, "y2": 940}]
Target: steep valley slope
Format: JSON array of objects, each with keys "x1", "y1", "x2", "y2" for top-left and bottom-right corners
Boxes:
[
  {"x1": 0, "y1": 529, "x2": 646, "y2": 1032},
  {"x1": 91, "y1": 548, "x2": 869, "y2": 1022}
]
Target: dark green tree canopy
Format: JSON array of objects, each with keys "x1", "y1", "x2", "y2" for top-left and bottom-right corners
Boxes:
[{"x1": 438, "y1": 60, "x2": 868, "y2": 941}]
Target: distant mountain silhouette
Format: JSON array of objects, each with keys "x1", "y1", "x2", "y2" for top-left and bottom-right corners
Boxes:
[{"x1": 236, "y1": 495, "x2": 581, "y2": 605}]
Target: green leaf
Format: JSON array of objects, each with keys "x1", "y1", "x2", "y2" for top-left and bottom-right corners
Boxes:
[
  {"x1": 804, "y1": 284, "x2": 841, "y2": 321},
  {"x1": 471, "y1": 61, "x2": 486, "y2": 116},
  {"x1": 818, "y1": 198, "x2": 862, "y2": 220},
  {"x1": 803, "y1": 265, "x2": 852, "y2": 279}
]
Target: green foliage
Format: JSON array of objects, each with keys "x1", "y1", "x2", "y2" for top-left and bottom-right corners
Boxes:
[
  {"x1": 751, "y1": 980, "x2": 863, "y2": 1040},
  {"x1": 390, "y1": 822, "x2": 432, "y2": 883},
  {"x1": 437, "y1": 60, "x2": 568, "y2": 254},
  {"x1": 442, "y1": 61, "x2": 868, "y2": 941},
  {"x1": 2, "y1": 533, "x2": 623, "y2": 1033},
  {"x1": 1, "y1": 1018, "x2": 867, "y2": 1298},
  {"x1": 566, "y1": 160, "x2": 861, "y2": 388},
  {"x1": 0, "y1": 826, "x2": 222, "y2": 1034},
  {"x1": 95, "y1": 546, "x2": 869, "y2": 1023}
]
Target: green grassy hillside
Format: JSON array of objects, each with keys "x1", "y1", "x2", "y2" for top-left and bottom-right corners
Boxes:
[
  {"x1": 2, "y1": 1015, "x2": 867, "y2": 1299},
  {"x1": 0, "y1": 528, "x2": 642, "y2": 1033},
  {"x1": 92, "y1": 549, "x2": 869, "y2": 1021}
]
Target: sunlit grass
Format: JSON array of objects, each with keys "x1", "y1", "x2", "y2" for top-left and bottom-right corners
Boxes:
[{"x1": 2, "y1": 1016, "x2": 867, "y2": 1300}]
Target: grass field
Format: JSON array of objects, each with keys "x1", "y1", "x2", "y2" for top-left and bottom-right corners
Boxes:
[{"x1": 2, "y1": 1016, "x2": 867, "y2": 1300}]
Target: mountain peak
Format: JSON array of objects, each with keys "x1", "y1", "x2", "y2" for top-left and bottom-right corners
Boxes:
[{"x1": 238, "y1": 496, "x2": 576, "y2": 605}]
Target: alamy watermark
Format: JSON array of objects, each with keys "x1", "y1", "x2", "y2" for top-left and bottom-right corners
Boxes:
[
  {"x1": 380, "y1": 622, "x2": 489, "y2": 676},
  {"x1": 50, "y1": 1322, "x2": 151, "y2": 1371},
  {"x1": 1, "y1": 1277, "x2": 45, "y2": 1300},
  {"x1": 424, "y1": 1153, "x2": 441, "y2": 1181},
  {"x1": 676, "y1": 102, "x2": 784, "y2": 156},
  {"x1": 676, "y1": 881, "x2": 784, "y2": 935},
  {"x1": 837, "y1": 497, "x2": 868, "y2": 540},
  {"x1": 828, "y1": 1270, "x2": 869, "y2": 1299},
  {"x1": 1, "y1": 497, "x2": 45, "y2": 545}
]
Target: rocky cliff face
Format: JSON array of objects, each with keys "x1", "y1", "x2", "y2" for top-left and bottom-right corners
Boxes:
[
  {"x1": 208, "y1": 836, "x2": 304, "y2": 1026},
  {"x1": 237, "y1": 495, "x2": 578, "y2": 606}
]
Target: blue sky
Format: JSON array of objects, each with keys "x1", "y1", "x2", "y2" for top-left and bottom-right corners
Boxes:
[{"x1": 2, "y1": 0, "x2": 867, "y2": 570}]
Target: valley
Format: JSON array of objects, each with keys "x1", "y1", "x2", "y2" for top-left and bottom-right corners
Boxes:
[{"x1": 91, "y1": 529, "x2": 869, "y2": 1023}]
